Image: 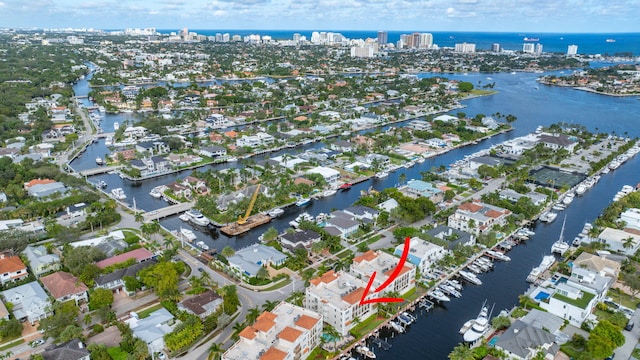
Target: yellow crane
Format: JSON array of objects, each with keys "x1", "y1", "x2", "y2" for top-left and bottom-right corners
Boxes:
[{"x1": 238, "y1": 184, "x2": 261, "y2": 225}]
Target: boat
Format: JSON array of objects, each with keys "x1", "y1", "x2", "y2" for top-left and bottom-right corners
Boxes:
[
  {"x1": 446, "y1": 279, "x2": 463, "y2": 291},
  {"x1": 185, "y1": 209, "x2": 211, "y2": 226},
  {"x1": 110, "y1": 188, "x2": 127, "y2": 200},
  {"x1": 105, "y1": 136, "x2": 113, "y2": 147},
  {"x1": 427, "y1": 289, "x2": 450, "y2": 302},
  {"x1": 402, "y1": 312, "x2": 416, "y2": 323},
  {"x1": 268, "y1": 208, "x2": 285, "y2": 218},
  {"x1": 539, "y1": 211, "x2": 558, "y2": 223},
  {"x1": 149, "y1": 186, "x2": 164, "y2": 199},
  {"x1": 463, "y1": 302, "x2": 493, "y2": 342},
  {"x1": 356, "y1": 345, "x2": 376, "y2": 359},
  {"x1": 562, "y1": 192, "x2": 575, "y2": 205},
  {"x1": 523, "y1": 37, "x2": 540, "y2": 42},
  {"x1": 552, "y1": 203, "x2": 566, "y2": 211},
  {"x1": 113, "y1": 122, "x2": 119, "y2": 131},
  {"x1": 526, "y1": 255, "x2": 556, "y2": 283},
  {"x1": 467, "y1": 264, "x2": 482, "y2": 274},
  {"x1": 609, "y1": 160, "x2": 621, "y2": 170},
  {"x1": 95, "y1": 157, "x2": 104, "y2": 165},
  {"x1": 551, "y1": 216, "x2": 570, "y2": 255},
  {"x1": 178, "y1": 213, "x2": 190, "y2": 222},
  {"x1": 196, "y1": 241, "x2": 209, "y2": 250},
  {"x1": 98, "y1": 105, "x2": 106, "y2": 113},
  {"x1": 339, "y1": 183, "x2": 353, "y2": 190},
  {"x1": 322, "y1": 189, "x2": 337, "y2": 198},
  {"x1": 485, "y1": 250, "x2": 511, "y2": 262},
  {"x1": 575, "y1": 184, "x2": 587, "y2": 195},
  {"x1": 459, "y1": 320, "x2": 474, "y2": 334},
  {"x1": 601, "y1": 167, "x2": 610, "y2": 174},
  {"x1": 295, "y1": 198, "x2": 311, "y2": 207},
  {"x1": 97, "y1": 180, "x2": 107, "y2": 188},
  {"x1": 606, "y1": 38, "x2": 616, "y2": 43},
  {"x1": 458, "y1": 270, "x2": 482, "y2": 285},
  {"x1": 439, "y1": 284, "x2": 462, "y2": 298},
  {"x1": 375, "y1": 171, "x2": 389, "y2": 179},
  {"x1": 389, "y1": 321, "x2": 405, "y2": 333},
  {"x1": 226, "y1": 157, "x2": 238, "y2": 162},
  {"x1": 289, "y1": 212, "x2": 313, "y2": 228},
  {"x1": 397, "y1": 314, "x2": 413, "y2": 326},
  {"x1": 180, "y1": 228, "x2": 197, "y2": 242}
]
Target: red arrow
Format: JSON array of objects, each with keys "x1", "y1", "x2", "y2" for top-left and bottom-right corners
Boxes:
[{"x1": 359, "y1": 236, "x2": 411, "y2": 305}]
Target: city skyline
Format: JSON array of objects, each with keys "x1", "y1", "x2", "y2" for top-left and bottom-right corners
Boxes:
[{"x1": 0, "y1": 0, "x2": 639, "y2": 33}]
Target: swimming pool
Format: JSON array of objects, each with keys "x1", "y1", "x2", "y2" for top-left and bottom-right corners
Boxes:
[{"x1": 534, "y1": 291, "x2": 550, "y2": 301}]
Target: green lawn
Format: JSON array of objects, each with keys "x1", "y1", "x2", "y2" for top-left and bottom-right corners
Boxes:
[
  {"x1": 137, "y1": 304, "x2": 163, "y2": 319},
  {"x1": 0, "y1": 339, "x2": 23, "y2": 351},
  {"x1": 552, "y1": 291, "x2": 595, "y2": 309},
  {"x1": 349, "y1": 315, "x2": 385, "y2": 338},
  {"x1": 336, "y1": 249, "x2": 354, "y2": 259},
  {"x1": 107, "y1": 347, "x2": 129, "y2": 360}
]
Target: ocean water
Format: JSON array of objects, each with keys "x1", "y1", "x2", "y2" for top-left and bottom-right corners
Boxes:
[{"x1": 159, "y1": 29, "x2": 640, "y2": 55}]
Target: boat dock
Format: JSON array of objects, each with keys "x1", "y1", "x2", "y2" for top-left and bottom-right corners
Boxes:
[{"x1": 220, "y1": 214, "x2": 271, "y2": 236}]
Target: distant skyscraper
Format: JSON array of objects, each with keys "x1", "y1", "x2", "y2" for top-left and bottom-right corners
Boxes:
[
  {"x1": 377, "y1": 31, "x2": 388, "y2": 45},
  {"x1": 492, "y1": 43, "x2": 501, "y2": 53},
  {"x1": 181, "y1": 27, "x2": 188, "y2": 39},
  {"x1": 419, "y1": 33, "x2": 433, "y2": 49},
  {"x1": 522, "y1": 43, "x2": 535, "y2": 53},
  {"x1": 293, "y1": 33, "x2": 301, "y2": 43},
  {"x1": 412, "y1": 33, "x2": 421, "y2": 48},
  {"x1": 535, "y1": 43, "x2": 543, "y2": 55},
  {"x1": 567, "y1": 44, "x2": 578, "y2": 55},
  {"x1": 455, "y1": 43, "x2": 475, "y2": 53}
]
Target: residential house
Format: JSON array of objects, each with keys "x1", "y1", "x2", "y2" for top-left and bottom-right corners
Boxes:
[
  {"x1": 66, "y1": 202, "x2": 88, "y2": 218},
  {"x1": 331, "y1": 140, "x2": 355, "y2": 153},
  {"x1": 1, "y1": 281, "x2": 51, "y2": 324},
  {"x1": 395, "y1": 237, "x2": 448, "y2": 275},
  {"x1": 424, "y1": 138, "x2": 446, "y2": 148},
  {"x1": 178, "y1": 290, "x2": 223, "y2": 319},
  {"x1": 350, "y1": 250, "x2": 416, "y2": 295},
  {"x1": 27, "y1": 181, "x2": 67, "y2": 198},
  {"x1": 403, "y1": 179, "x2": 444, "y2": 203},
  {"x1": 493, "y1": 320, "x2": 558, "y2": 360},
  {"x1": 130, "y1": 158, "x2": 152, "y2": 174},
  {"x1": 40, "y1": 271, "x2": 89, "y2": 304},
  {"x1": 236, "y1": 135, "x2": 261, "y2": 148},
  {"x1": 306, "y1": 166, "x2": 340, "y2": 187},
  {"x1": 538, "y1": 281, "x2": 598, "y2": 327},
  {"x1": 223, "y1": 302, "x2": 322, "y2": 360},
  {"x1": 165, "y1": 153, "x2": 202, "y2": 167},
  {"x1": 40, "y1": 339, "x2": 90, "y2": 360},
  {"x1": 305, "y1": 270, "x2": 376, "y2": 336},
  {"x1": 620, "y1": 208, "x2": 640, "y2": 230},
  {"x1": 364, "y1": 153, "x2": 390, "y2": 168},
  {"x1": 227, "y1": 244, "x2": 288, "y2": 278},
  {"x1": 95, "y1": 260, "x2": 157, "y2": 293},
  {"x1": 572, "y1": 252, "x2": 621, "y2": 279},
  {"x1": 23, "y1": 245, "x2": 61, "y2": 277},
  {"x1": 427, "y1": 225, "x2": 477, "y2": 249},
  {"x1": 123, "y1": 126, "x2": 147, "y2": 139},
  {"x1": 128, "y1": 308, "x2": 174, "y2": 354},
  {"x1": 96, "y1": 248, "x2": 155, "y2": 269},
  {"x1": 597, "y1": 227, "x2": 640, "y2": 255},
  {"x1": 448, "y1": 200, "x2": 511, "y2": 236},
  {"x1": 279, "y1": 229, "x2": 322, "y2": 253},
  {"x1": 135, "y1": 141, "x2": 169, "y2": 156},
  {"x1": 499, "y1": 189, "x2": 548, "y2": 206},
  {"x1": 181, "y1": 176, "x2": 209, "y2": 195},
  {"x1": 537, "y1": 133, "x2": 577, "y2": 153},
  {"x1": 197, "y1": 145, "x2": 227, "y2": 158},
  {"x1": 343, "y1": 206, "x2": 379, "y2": 223},
  {"x1": 0, "y1": 252, "x2": 29, "y2": 285},
  {"x1": 325, "y1": 211, "x2": 360, "y2": 239},
  {"x1": 165, "y1": 181, "x2": 193, "y2": 200}
]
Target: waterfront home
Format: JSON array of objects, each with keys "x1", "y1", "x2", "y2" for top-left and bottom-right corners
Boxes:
[
  {"x1": 223, "y1": 302, "x2": 322, "y2": 360},
  {"x1": 123, "y1": 126, "x2": 147, "y2": 139},
  {"x1": 39, "y1": 339, "x2": 90, "y2": 360},
  {"x1": 40, "y1": 271, "x2": 89, "y2": 304},
  {"x1": 343, "y1": 206, "x2": 379, "y2": 222},
  {"x1": 227, "y1": 244, "x2": 287, "y2": 279},
  {"x1": 395, "y1": 237, "x2": 448, "y2": 275},
  {"x1": 572, "y1": 252, "x2": 621, "y2": 279},
  {"x1": 181, "y1": 176, "x2": 210, "y2": 195},
  {"x1": 468, "y1": 155, "x2": 515, "y2": 170},
  {"x1": 306, "y1": 166, "x2": 340, "y2": 187},
  {"x1": 0, "y1": 252, "x2": 29, "y2": 285},
  {"x1": 448, "y1": 200, "x2": 511, "y2": 236},
  {"x1": 96, "y1": 248, "x2": 155, "y2": 269},
  {"x1": 364, "y1": 153, "x2": 390, "y2": 167},
  {"x1": 197, "y1": 145, "x2": 227, "y2": 158},
  {"x1": 402, "y1": 179, "x2": 444, "y2": 203},
  {"x1": 434, "y1": 114, "x2": 458, "y2": 123},
  {"x1": 95, "y1": 260, "x2": 157, "y2": 294},
  {"x1": 350, "y1": 250, "x2": 416, "y2": 296},
  {"x1": 1, "y1": 281, "x2": 51, "y2": 324},
  {"x1": 325, "y1": 211, "x2": 360, "y2": 239},
  {"x1": 66, "y1": 202, "x2": 88, "y2": 218},
  {"x1": 499, "y1": 189, "x2": 548, "y2": 206},
  {"x1": 428, "y1": 225, "x2": 477, "y2": 248},
  {"x1": 424, "y1": 137, "x2": 447, "y2": 148},
  {"x1": 620, "y1": 208, "x2": 640, "y2": 231},
  {"x1": 135, "y1": 141, "x2": 170, "y2": 156},
  {"x1": 130, "y1": 158, "x2": 155, "y2": 176},
  {"x1": 537, "y1": 281, "x2": 598, "y2": 327},
  {"x1": 331, "y1": 140, "x2": 355, "y2": 153},
  {"x1": 270, "y1": 155, "x2": 306, "y2": 169},
  {"x1": 493, "y1": 320, "x2": 559, "y2": 360},
  {"x1": 305, "y1": 270, "x2": 376, "y2": 336},
  {"x1": 165, "y1": 153, "x2": 201, "y2": 167},
  {"x1": 536, "y1": 132, "x2": 577, "y2": 153},
  {"x1": 128, "y1": 308, "x2": 174, "y2": 355},
  {"x1": 279, "y1": 229, "x2": 322, "y2": 253},
  {"x1": 178, "y1": 290, "x2": 222, "y2": 319},
  {"x1": 597, "y1": 227, "x2": 640, "y2": 255},
  {"x1": 112, "y1": 149, "x2": 136, "y2": 161},
  {"x1": 22, "y1": 245, "x2": 61, "y2": 277}
]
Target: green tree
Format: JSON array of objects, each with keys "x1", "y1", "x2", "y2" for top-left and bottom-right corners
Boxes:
[
  {"x1": 89, "y1": 288, "x2": 114, "y2": 311},
  {"x1": 221, "y1": 246, "x2": 235, "y2": 257},
  {"x1": 139, "y1": 261, "x2": 181, "y2": 301},
  {"x1": 39, "y1": 301, "x2": 80, "y2": 342},
  {"x1": 256, "y1": 266, "x2": 270, "y2": 281},
  {"x1": 458, "y1": 82, "x2": 474, "y2": 92},
  {"x1": 491, "y1": 316, "x2": 511, "y2": 330},
  {"x1": 262, "y1": 227, "x2": 279, "y2": 242},
  {"x1": 448, "y1": 343, "x2": 475, "y2": 360},
  {"x1": 62, "y1": 246, "x2": 106, "y2": 276},
  {"x1": 0, "y1": 318, "x2": 22, "y2": 338}
]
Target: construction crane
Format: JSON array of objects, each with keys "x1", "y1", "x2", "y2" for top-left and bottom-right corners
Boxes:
[{"x1": 238, "y1": 184, "x2": 261, "y2": 225}]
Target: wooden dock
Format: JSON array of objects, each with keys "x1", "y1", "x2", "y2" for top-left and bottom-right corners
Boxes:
[{"x1": 220, "y1": 214, "x2": 271, "y2": 236}]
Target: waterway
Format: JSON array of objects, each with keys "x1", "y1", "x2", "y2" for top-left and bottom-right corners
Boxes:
[{"x1": 71, "y1": 67, "x2": 640, "y2": 359}]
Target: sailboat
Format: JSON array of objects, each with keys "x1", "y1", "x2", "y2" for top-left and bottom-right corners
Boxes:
[
  {"x1": 551, "y1": 215, "x2": 570, "y2": 255},
  {"x1": 463, "y1": 301, "x2": 494, "y2": 342}
]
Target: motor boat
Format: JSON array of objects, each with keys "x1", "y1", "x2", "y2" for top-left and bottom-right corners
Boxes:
[
  {"x1": 375, "y1": 171, "x2": 389, "y2": 179},
  {"x1": 196, "y1": 241, "x2": 209, "y2": 250},
  {"x1": 485, "y1": 250, "x2": 511, "y2": 261},
  {"x1": 389, "y1": 321, "x2": 404, "y2": 333},
  {"x1": 185, "y1": 209, "x2": 211, "y2": 226},
  {"x1": 322, "y1": 189, "x2": 337, "y2": 197},
  {"x1": 427, "y1": 289, "x2": 450, "y2": 302},
  {"x1": 289, "y1": 212, "x2": 313, "y2": 228},
  {"x1": 356, "y1": 345, "x2": 376, "y2": 359},
  {"x1": 95, "y1": 157, "x2": 104, "y2": 165},
  {"x1": 526, "y1": 255, "x2": 555, "y2": 283},
  {"x1": 180, "y1": 228, "x2": 197, "y2": 242},
  {"x1": 295, "y1": 198, "x2": 311, "y2": 207},
  {"x1": 110, "y1": 188, "x2": 126, "y2": 200},
  {"x1": 97, "y1": 180, "x2": 107, "y2": 188},
  {"x1": 562, "y1": 192, "x2": 575, "y2": 205},
  {"x1": 149, "y1": 186, "x2": 164, "y2": 199},
  {"x1": 268, "y1": 208, "x2": 285, "y2": 218},
  {"x1": 458, "y1": 270, "x2": 482, "y2": 285},
  {"x1": 179, "y1": 213, "x2": 190, "y2": 222},
  {"x1": 539, "y1": 211, "x2": 558, "y2": 223},
  {"x1": 463, "y1": 302, "x2": 493, "y2": 342}
]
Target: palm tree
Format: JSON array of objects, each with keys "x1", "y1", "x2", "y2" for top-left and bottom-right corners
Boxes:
[
  {"x1": 246, "y1": 306, "x2": 261, "y2": 324},
  {"x1": 208, "y1": 343, "x2": 224, "y2": 360},
  {"x1": 448, "y1": 343, "x2": 474, "y2": 360},
  {"x1": 231, "y1": 322, "x2": 245, "y2": 340},
  {"x1": 134, "y1": 212, "x2": 143, "y2": 223},
  {"x1": 324, "y1": 324, "x2": 341, "y2": 353},
  {"x1": 262, "y1": 300, "x2": 278, "y2": 312}
]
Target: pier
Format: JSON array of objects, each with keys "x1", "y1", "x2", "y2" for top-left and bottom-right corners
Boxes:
[
  {"x1": 220, "y1": 214, "x2": 272, "y2": 236},
  {"x1": 143, "y1": 201, "x2": 195, "y2": 222},
  {"x1": 79, "y1": 165, "x2": 122, "y2": 177}
]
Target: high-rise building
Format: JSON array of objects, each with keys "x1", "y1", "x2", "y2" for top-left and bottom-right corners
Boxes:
[
  {"x1": 293, "y1": 33, "x2": 301, "y2": 43},
  {"x1": 492, "y1": 43, "x2": 501, "y2": 53},
  {"x1": 567, "y1": 44, "x2": 578, "y2": 55},
  {"x1": 419, "y1": 33, "x2": 433, "y2": 49},
  {"x1": 455, "y1": 42, "x2": 476, "y2": 53},
  {"x1": 522, "y1": 43, "x2": 535, "y2": 53},
  {"x1": 377, "y1": 31, "x2": 388, "y2": 45},
  {"x1": 412, "y1": 33, "x2": 421, "y2": 48},
  {"x1": 535, "y1": 43, "x2": 543, "y2": 55}
]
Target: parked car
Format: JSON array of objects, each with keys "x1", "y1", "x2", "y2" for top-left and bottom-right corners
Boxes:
[
  {"x1": 625, "y1": 320, "x2": 634, "y2": 331},
  {"x1": 30, "y1": 339, "x2": 45, "y2": 347}
]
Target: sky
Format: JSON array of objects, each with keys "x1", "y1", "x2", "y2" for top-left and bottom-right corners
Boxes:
[{"x1": 0, "y1": 0, "x2": 638, "y2": 33}]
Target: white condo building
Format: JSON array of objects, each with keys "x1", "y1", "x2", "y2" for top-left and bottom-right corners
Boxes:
[
  {"x1": 350, "y1": 250, "x2": 416, "y2": 295},
  {"x1": 448, "y1": 200, "x2": 511, "y2": 235},
  {"x1": 567, "y1": 44, "x2": 578, "y2": 55},
  {"x1": 223, "y1": 302, "x2": 322, "y2": 360},
  {"x1": 305, "y1": 270, "x2": 377, "y2": 336},
  {"x1": 454, "y1": 43, "x2": 476, "y2": 53}
]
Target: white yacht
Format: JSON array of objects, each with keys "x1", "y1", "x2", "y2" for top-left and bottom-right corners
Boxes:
[
  {"x1": 113, "y1": 122, "x2": 119, "y2": 131},
  {"x1": 95, "y1": 157, "x2": 104, "y2": 165},
  {"x1": 562, "y1": 192, "x2": 575, "y2": 205},
  {"x1": 389, "y1": 321, "x2": 404, "y2": 333},
  {"x1": 196, "y1": 241, "x2": 209, "y2": 250},
  {"x1": 375, "y1": 171, "x2": 389, "y2": 179},
  {"x1": 110, "y1": 188, "x2": 127, "y2": 200},
  {"x1": 180, "y1": 228, "x2": 197, "y2": 242},
  {"x1": 526, "y1": 255, "x2": 555, "y2": 283},
  {"x1": 458, "y1": 270, "x2": 482, "y2": 285},
  {"x1": 551, "y1": 216, "x2": 570, "y2": 255},
  {"x1": 289, "y1": 212, "x2": 313, "y2": 228},
  {"x1": 427, "y1": 289, "x2": 450, "y2": 302},
  {"x1": 355, "y1": 345, "x2": 376, "y2": 359},
  {"x1": 575, "y1": 184, "x2": 587, "y2": 195},
  {"x1": 268, "y1": 208, "x2": 285, "y2": 218},
  {"x1": 185, "y1": 209, "x2": 211, "y2": 226},
  {"x1": 322, "y1": 189, "x2": 337, "y2": 198},
  {"x1": 149, "y1": 186, "x2": 164, "y2": 199},
  {"x1": 485, "y1": 250, "x2": 511, "y2": 262},
  {"x1": 178, "y1": 213, "x2": 190, "y2": 222},
  {"x1": 539, "y1": 211, "x2": 558, "y2": 223},
  {"x1": 463, "y1": 302, "x2": 492, "y2": 343}
]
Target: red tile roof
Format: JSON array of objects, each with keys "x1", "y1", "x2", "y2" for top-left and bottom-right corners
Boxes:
[
  {"x1": 278, "y1": 326, "x2": 302, "y2": 343},
  {"x1": 458, "y1": 202, "x2": 482, "y2": 212},
  {"x1": 0, "y1": 254, "x2": 27, "y2": 274},
  {"x1": 353, "y1": 250, "x2": 378, "y2": 263},
  {"x1": 342, "y1": 287, "x2": 365, "y2": 305},
  {"x1": 260, "y1": 347, "x2": 287, "y2": 360},
  {"x1": 95, "y1": 248, "x2": 154, "y2": 269},
  {"x1": 309, "y1": 270, "x2": 338, "y2": 286},
  {"x1": 40, "y1": 271, "x2": 88, "y2": 299},
  {"x1": 295, "y1": 314, "x2": 320, "y2": 330}
]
